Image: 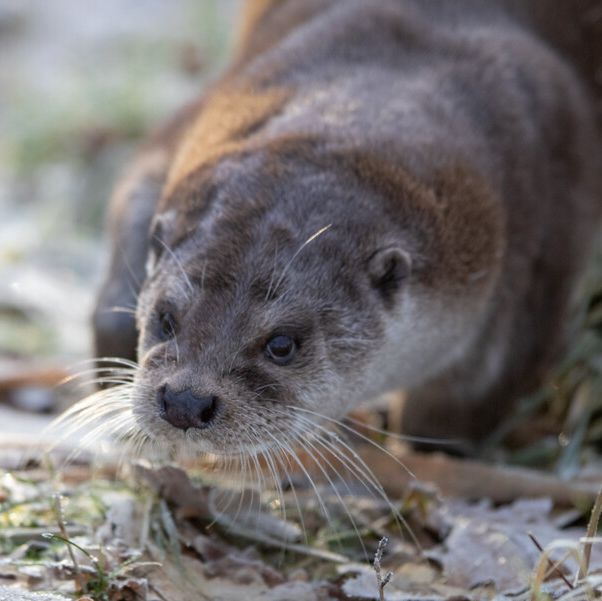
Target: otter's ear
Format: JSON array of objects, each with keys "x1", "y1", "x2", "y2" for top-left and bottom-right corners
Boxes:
[
  {"x1": 146, "y1": 210, "x2": 176, "y2": 276},
  {"x1": 368, "y1": 247, "x2": 412, "y2": 298}
]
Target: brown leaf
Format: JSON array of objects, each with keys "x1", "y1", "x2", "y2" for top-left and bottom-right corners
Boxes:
[
  {"x1": 108, "y1": 578, "x2": 148, "y2": 601},
  {"x1": 428, "y1": 498, "x2": 602, "y2": 591},
  {"x1": 359, "y1": 447, "x2": 601, "y2": 505},
  {"x1": 204, "y1": 553, "x2": 284, "y2": 587},
  {"x1": 133, "y1": 464, "x2": 212, "y2": 520}
]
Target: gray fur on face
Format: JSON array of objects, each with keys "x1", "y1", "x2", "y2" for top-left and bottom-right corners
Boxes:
[{"x1": 133, "y1": 163, "x2": 411, "y2": 454}]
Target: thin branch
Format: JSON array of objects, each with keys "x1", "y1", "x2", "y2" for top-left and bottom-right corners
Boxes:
[
  {"x1": 373, "y1": 536, "x2": 393, "y2": 601},
  {"x1": 528, "y1": 531, "x2": 573, "y2": 590},
  {"x1": 578, "y1": 487, "x2": 602, "y2": 582},
  {"x1": 53, "y1": 494, "x2": 86, "y2": 593}
]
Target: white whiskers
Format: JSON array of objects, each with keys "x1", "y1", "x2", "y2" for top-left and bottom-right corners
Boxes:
[
  {"x1": 270, "y1": 224, "x2": 332, "y2": 298},
  {"x1": 49, "y1": 362, "x2": 420, "y2": 558}
]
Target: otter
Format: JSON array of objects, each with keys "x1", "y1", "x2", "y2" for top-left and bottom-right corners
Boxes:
[{"x1": 92, "y1": 0, "x2": 602, "y2": 454}]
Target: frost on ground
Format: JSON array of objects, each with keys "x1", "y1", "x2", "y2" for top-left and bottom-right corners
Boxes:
[{"x1": 0, "y1": 443, "x2": 600, "y2": 601}]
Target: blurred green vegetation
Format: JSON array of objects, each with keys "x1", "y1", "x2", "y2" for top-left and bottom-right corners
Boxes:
[
  {"x1": 483, "y1": 245, "x2": 602, "y2": 472},
  {"x1": 0, "y1": 1, "x2": 238, "y2": 361},
  {"x1": 1, "y1": 0, "x2": 237, "y2": 226}
]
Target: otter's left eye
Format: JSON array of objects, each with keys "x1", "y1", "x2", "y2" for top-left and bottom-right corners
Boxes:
[
  {"x1": 158, "y1": 311, "x2": 178, "y2": 340},
  {"x1": 265, "y1": 335, "x2": 297, "y2": 365}
]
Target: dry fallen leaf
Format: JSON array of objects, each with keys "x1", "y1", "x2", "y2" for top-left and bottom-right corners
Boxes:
[
  {"x1": 428, "y1": 498, "x2": 602, "y2": 591},
  {"x1": 359, "y1": 447, "x2": 601, "y2": 505},
  {"x1": 149, "y1": 553, "x2": 334, "y2": 601},
  {"x1": 107, "y1": 577, "x2": 147, "y2": 601},
  {"x1": 133, "y1": 463, "x2": 212, "y2": 521}
]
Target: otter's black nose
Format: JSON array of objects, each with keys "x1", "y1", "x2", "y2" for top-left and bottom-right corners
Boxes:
[{"x1": 159, "y1": 386, "x2": 218, "y2": 431}]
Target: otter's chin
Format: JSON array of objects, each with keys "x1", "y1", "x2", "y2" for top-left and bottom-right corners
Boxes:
[{"x1": 132, "y1": 410, "x2": 283, "y2": 458}]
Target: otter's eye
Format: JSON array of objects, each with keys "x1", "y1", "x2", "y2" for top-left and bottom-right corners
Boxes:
[
  {"x1": 265, "y1": 335, "x2": 297, "y2": 365},
  {"x1": 158, "y1": 311, "x2": 177, "y2": 340}
]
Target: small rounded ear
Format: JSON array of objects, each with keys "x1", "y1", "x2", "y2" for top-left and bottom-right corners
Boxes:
[
  {"x1": 146, "y1": 219, "x2": 164, "y2": 277},
  {"x1": 146, "y1": 210, "x2": 177, "y2": 276},
  {"x1": 368, "y1": 246, "x2": 412, "y2": 299}
]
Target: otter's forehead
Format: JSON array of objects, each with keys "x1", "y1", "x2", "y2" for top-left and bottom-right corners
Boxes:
[
  {"x1": 154, "y1": 150, "x2": 370, "y2": 282},
  {"x1": 175, "y1": 214, "x2": 343, "y2": 308},
  {"x1": 142, "y1": 185, "x2": 370, "y2": 353}
]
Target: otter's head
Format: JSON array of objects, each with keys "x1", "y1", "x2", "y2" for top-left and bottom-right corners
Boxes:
[
  {"x1": 131, "y1": 142, "x2": 501, "y2": 457},
  {"x1": 130, "y1": 145, "x2": 420, "y2": 456}
]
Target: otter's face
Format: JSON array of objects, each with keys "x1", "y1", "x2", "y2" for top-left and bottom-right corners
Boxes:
[{"x1": 131, "y1": 163, "x2": 414, "y2": 456}]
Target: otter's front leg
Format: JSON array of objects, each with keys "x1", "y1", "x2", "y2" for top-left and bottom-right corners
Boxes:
[
  {"x1": 401, "y1": 381, "x2": 509, "y2": 456},
  {"x1": 92, "y1": 148, "x2": 169, "y2": 361},
  {"x1": 92, "y1": 99, "x2": 203, "y2": 362}
]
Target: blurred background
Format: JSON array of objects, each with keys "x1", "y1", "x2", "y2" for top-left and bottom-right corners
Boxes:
[{"x1": 0, "y1": 0, "x2": 240, "y2": 441}]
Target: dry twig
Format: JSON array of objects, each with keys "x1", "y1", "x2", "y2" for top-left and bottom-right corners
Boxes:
[
  {"x1": 53, "y1": 494, "x2": 85, "y2": 593},
  {"x1": 577, "y1": 487, "x2": 602, "y2": 583},
  {"x1": 528, "y1": 531, "x2": 574, "y2": 590},
  {"x1": 373, "y1": 536, "x2": 393, "y2": 601}
]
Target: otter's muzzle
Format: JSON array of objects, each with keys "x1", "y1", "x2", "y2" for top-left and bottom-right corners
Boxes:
[{"x1": 158, "y1": 385, "x2": 218, "y2": 431}]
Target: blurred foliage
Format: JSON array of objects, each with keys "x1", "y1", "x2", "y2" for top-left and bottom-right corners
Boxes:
[
  {"x1": 483, "y1": 243, "x2": 602, "y2": 471},
  {"x1": 0, "y1": 1, "x2": 238, "y2": 362},
  {"x1": 1, "y1": 0, "x2": 237, "y2": 211}
]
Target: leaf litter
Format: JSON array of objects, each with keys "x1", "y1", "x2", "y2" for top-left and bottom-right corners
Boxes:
[{"x1": 0, "y1": 438, "x2": 600, "y2": 601}]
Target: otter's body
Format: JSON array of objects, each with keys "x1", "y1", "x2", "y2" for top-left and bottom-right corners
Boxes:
[{"x1": 94, "y1": 0, "x2": 602, "y2": 450}]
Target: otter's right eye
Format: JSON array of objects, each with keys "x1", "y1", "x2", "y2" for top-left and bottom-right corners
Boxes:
[
  {"x1": 158, "y1": 311, "x2": 177, "y2": 340},
  {"x1": 265, "y1": 335, "x2": 297, "y2": 365}
]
